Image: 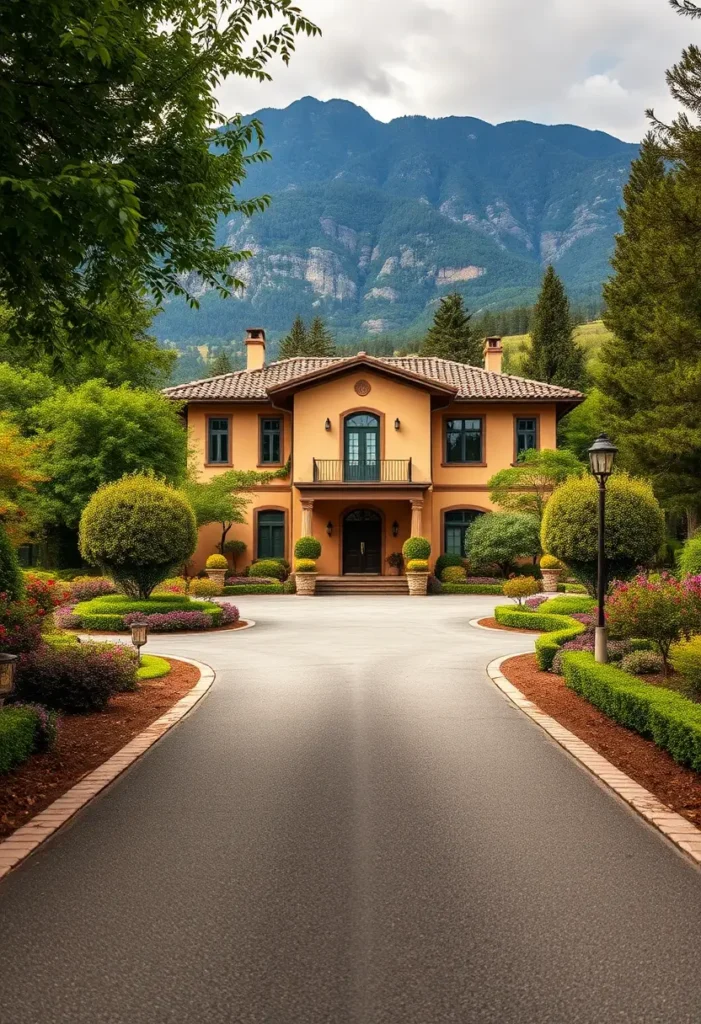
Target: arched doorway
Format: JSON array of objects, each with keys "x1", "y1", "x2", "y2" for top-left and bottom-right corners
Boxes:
[
  {"x1": 344, "y1": 412, "x2": 380, "y2": 482},
  {"x1": 343, "y1": 508, "x2": 382, "y2": 574}
]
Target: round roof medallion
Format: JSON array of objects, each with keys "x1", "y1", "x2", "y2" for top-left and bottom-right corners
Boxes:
[{"x1": 354, "y1": 379, "x2": 371, "y2": 397}]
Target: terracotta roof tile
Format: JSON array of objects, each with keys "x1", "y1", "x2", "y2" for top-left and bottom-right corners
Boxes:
[{"x1": 163, "y1": 356, "x2": 583, "y2": 403}]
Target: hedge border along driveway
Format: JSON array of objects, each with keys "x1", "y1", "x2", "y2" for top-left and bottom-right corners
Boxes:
[{"x1": 494, "y1": 605, "x2": 585, "y2": 670}]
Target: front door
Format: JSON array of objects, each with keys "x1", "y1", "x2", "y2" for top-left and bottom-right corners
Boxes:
[
  {"x1": 344, "y1": 413, "x2": 380, "y2": 482},
  {"x1": 343, "y1": 509, "x2": 382, "y2": 574}
]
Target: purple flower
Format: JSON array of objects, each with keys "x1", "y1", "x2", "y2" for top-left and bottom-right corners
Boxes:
[
  {"x1": 122, "y1": 610, "x2": 214, "y2": 632},
  {"x1": 218, "y1": 603, "x2": 240, "y2": 625}
]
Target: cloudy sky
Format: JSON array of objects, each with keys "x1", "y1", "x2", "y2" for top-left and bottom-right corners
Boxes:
[{"x1": 217, "y1": 0, "x2": 695, "y2": 142}]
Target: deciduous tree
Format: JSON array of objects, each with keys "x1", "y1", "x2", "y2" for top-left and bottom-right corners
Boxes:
[{"x1": 488, "y1": 448, "x2": 583, "y2": 521}]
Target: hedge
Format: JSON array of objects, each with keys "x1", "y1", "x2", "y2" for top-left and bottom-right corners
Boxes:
[
  {"x1": 441, "y1": 583, "x2": 504, "y2": 595},
  {"x1": 0, "y1": 706, "x2": 43, "y2": 774},
  {"x1": 136, "y1": 655, "x2": 172, "y2": 681},
  {"x1": 563, "y1": 652, "x2": 701, "y2": 771},
  {"x1": 223, "y1": 583, "x2": 284, "y2": 595},
  {"x1": 494, "y1": 605, "x2": 586, "y2": 669},
  {"x1": 538, "y1": 596, "x2": 596, "y2": 616},
  {"x1": 73, "y1": 594, "x2": 222, "y2": 631}
]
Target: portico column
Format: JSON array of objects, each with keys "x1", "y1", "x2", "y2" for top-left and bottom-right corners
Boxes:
[
  {"x1": 410, "y1": 498, "x2": 423, "y2": 536},
  {"x1": 301, "y1": 498, "x2": 314, "y2": 537}
]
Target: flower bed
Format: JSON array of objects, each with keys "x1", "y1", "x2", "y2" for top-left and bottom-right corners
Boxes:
[{"x1": 62, "y1": 594, "x2": 240, "y2": 632}]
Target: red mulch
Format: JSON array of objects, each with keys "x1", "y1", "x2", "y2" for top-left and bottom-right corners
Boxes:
[
  {"x1": 0, "y1": 658, "x2": 200, "y2": 839},
  {"x1": 478, "y1": 617, "x2": 545, "y2": 633},
  {"x1": 501, "y1": 654, "x2": 701, "y2": 828}
]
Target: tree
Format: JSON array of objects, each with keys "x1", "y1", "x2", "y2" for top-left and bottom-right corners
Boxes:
[
  {"x1": 33, "y1": 381, "x2": 188, "y2": 528},
  {"x1": 541, "y1": 474, "x2": 665, "y2": 593},
  {"x1": 523, "y1": 267, "x2": 585, "y2": 389},
  {"x1": 0, "y1": 1, "x2": 319, "y2": 356},
  {"x1": 181, "y1": 470, "x2": 259, "y2": 554},
  {"x1": 465, "y1": 512, "x2": 541, "y2": 577},
  {"x1": 0, "y1": 417, "x2": 48, "y2": 544},
  {"x1": 208, "y1": 349, "x2": 235, "y2": 376},
  {"x1": 79, "y1": 476, "x2": 197, "y2": 599},
  {"x1": 557, "y1": 388, "x2": 608, "y2": 462},
  {"x1": 488, "y1": 449, "x2": 584, "y2": 521},
  {"x1": 307, "y1": 317, "x2": 336, "y2": 356},
  {"x1": 420, "y1": 293, "x2": 482, "y2": 364},
  {"x1": 278, "y1": 316, "x2": 308, "y2": 359}
]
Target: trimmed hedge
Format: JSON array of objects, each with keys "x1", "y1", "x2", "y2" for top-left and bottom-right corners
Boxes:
[
  {"x1": 441, "y1": 583, "x2": 504, "y2": 595},
  {"x1": 223, "y1": 583, "x2": 284, "y2": 595},
  {"x1": 494, "y1": 605, "x2": 586, "y2": 670},
  {"x1": 249, "y1": 559, "x2": 287, "y2": 581},
  {"x1": 538, "y1": 596, "x2": 597, "y2": 616},
  {"x1": 136, "y1": 654, "x2": 172, "y2": 681},
  {"x1": 73, "y1": 594, "x2": 222, "y2": 631},
  {"x1": 563, "y1": 652, "x2": 701, "y2": 771},
  {"x1": 0, "y1": 706, "x2": 45, "y2": 774}
]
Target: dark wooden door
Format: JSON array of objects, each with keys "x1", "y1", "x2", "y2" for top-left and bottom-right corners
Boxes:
[{"x1": 343, "y1": 510, "x2": 382, "y2": 574}]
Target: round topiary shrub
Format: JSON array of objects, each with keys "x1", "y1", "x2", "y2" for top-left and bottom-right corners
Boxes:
[
  {"x1": 541, "y1": 473, "x2": 665, "y2": 594},
  {"x1": 406, "y1": 558, "x2": 429, "y2": 573},
  {"x1": 442, "y1": 565, "x2": 467, "y2": 584},
  {"x1": 79, "y1": 476, "x2": 198, "y2": 600},
  {"x1": 679, "y1": 537, "x2": 701, "y2": 578},
  {"x1": 403, "y1": 536, "x2": 431, "y2": 561},
  {"x1": 0, "y1": 522, "x2": 23, "y2": 601},
  {"x1": 249, "y1": 558, "x2": 287, "y2": 581},
  {"x1": 189, "y1": 578, "x2": 222, "y2": 597},
  {"x1": 294, "y1": 536, "x2": 322, "y2": 560},
  {"x1": 434, "y1": 553, "x2": 464, "y2": 580},
  {"x1": 539, "y1": 554, "x2": 562, "y2": 570},
  {"x1": 466, "y1": 512, "x2": 541, "y2": 577},
  {"x1": 294, "y1": 558, "x2": 317, "y2": 573},
  {"x1": 205, "y1": 553, "x2": 228, "y2": 569}
]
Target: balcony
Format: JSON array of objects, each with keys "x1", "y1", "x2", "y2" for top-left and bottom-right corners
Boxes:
[{"x1": 312, "y1": 459, "x2": 413, "y2": 484}]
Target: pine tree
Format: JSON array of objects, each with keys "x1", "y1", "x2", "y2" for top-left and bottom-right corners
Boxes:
[
  {"x1": 278, "y1": 316, "x2": 307, "y2": 359},
  {"x1": 420, "y1": 293, "x2": 482, "y2": 364},
  {"x1": 307, "y1": 317, "x2": 336, "y2": 356},
  {"x1": 208, "y1": 349, "x2": 234, "y2": 375},
  {"x1": 523, "y1": 267, "x2": 584, "y2": 389}
]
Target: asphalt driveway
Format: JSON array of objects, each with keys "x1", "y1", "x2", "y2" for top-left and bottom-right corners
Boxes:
[{"x1": 1, "y1": 595, "x2": 700, "y2": 1023}]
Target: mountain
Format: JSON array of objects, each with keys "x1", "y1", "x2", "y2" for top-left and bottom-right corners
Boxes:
[{"x1": 154, "y1": 97, "x2": 639, "y2": 349}]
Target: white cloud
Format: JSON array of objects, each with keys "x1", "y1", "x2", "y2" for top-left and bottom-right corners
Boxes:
[{"x1": 215, "y1": 0, "x2": 695, "y2": 141}]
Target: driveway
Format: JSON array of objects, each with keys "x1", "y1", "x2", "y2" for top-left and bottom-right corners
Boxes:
[{"x1": 1, "y1": 595, "x2": 701, "y2": 1023}]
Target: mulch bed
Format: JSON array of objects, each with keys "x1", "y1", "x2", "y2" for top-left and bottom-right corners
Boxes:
[
  {"x1": 478, "y1": 617, "x2": 545, "y2": 633},
  {"x1": 501, "y1": 654, "x2": 701, "y2": 828},
  {"x1": 0, "y1": 658, "x2": 200, "y2": 839}
]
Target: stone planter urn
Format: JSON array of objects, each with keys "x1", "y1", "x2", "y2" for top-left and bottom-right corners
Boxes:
[
  {"x1": 205, "y1": 568, "x2": 227, "y2": 591},
  {"x1": 540, "y1": 568, "x2": 562, "y2": 594},
  {"x1": 407, "y1": 572, "x2": 429, "y2": 596},
  {"x1": 295, "y1": 572, "x2": 317, "y2": 596}
]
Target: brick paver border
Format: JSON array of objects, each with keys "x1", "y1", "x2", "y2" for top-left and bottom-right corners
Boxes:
[
  {"x1": 487, "y1": 654, "x2": 701, "y2": 868},
  {"x1": 0, "y1": 656, "x2": 215, "y2": 884}
]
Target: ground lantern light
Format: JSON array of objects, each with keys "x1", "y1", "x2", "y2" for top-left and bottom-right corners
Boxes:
[
  {"x1": 588, "y1": 434, "x2": 618, "y2": 664},
  {"x1": 130, "y1": 621, "x2": 149, "y2": 666},
  {"x1": 0, "y1": 653, "x2": 18, "y2": 706}
]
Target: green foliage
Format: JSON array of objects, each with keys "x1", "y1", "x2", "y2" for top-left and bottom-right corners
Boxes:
[
  {"x1": 402, "y1": 536, "x2": 431, "y2": 560},
  {"x1": 76, "y1": 594, "x2": 217, "y2": 616},
  {"x1": 223, "y1": 538, "x2": 247, "y2": 570},
  {"x1": 223, "y1": 583, "x2": 285, "y2": 595},
  {"x1": 523, "y1": 266, "x2": 585, "y2": 389},
  {"x1": 0, "y1": 706, "x2": 46, "y2": 774},
  {"x1": 466, "y1": 513, "x2": 541, "y2": 577},
  {"x1": 406, "y1": 559, "x2": 429, "y2": 572},
  {"x1": 79, "y1": 476, "x2": 197, "y2": 599},
  {"x1": 538, "y1": 595, "x2": 596, "y2": 615},
  {"x1": 0, "y1": 0, "x2": 319, "y2": 357},
  {"x1": 182, "y1": 469, "x2": 272, "y2": 554},
  {"x1": 294, "y1": 536, "x2": 322, "y2": 560},
  {"x1": 442, "y1": 565, "x2": 468, "y2": 583},
  {"x1": 208, "y1": 349, "x2": 234, "y2": 376},
  {"x1": 279, "y1": 316, "x2": 308, "y2": 359},
  {"x1": 671, "y1": 636, "x2": 701, "y2": 692},
  {"x1": 557, "y1": 388, "x2": 608, "y2": 462},
  {"x1": 679, "y1": 537, "x2": 701, "y2": 577},
  {"x1": 205, "y1": 554, "x2": 228, "y2": 569},
  {"x1": 294, "y1": 558, "x2": 317, "y2": 573},
  {"x1": 420, "y1": 293, "x2": 482, "y2": 364},
  {"x1": 136, "y1": 655, "x2": 172, "y2": 682},
  {"x1": 606, "y1": 573, "x2": 701, "y2": 673},
  {"x1": 488, "y1": 448, "x2": 584, "y2": 521},
  {"x1": 435, "y1": 553, "x2": 464, "y2": 580},
  {"x1": 307, "y1": 317, "x2": 336, "y2": 356},
  {"x1": 563, "y1": 651, "x2": 701, "y2": 771},
  {"x1": 0, "y1": 521, "x2": 24, "y2": 600},
  {"x1": 540, "y1": 474, "x2": 665, "y2": 592},
  {"x1": 539, "y1": 554, "x2": 562, "y2": 569},
  {"x1": 189, "y1": 578, "x2": 222, "y2": 597},
  {"x1": 620, "y1": 650, "x2": 665, "y2": 676},
  {"x1": 440, "y1": 583, "x2": 504, "y2": 594},
  {"x1": 503, "y1": 577, "x2": 540, "y2": 604},
  {"x1": 494, "y1": 605, "x2": 586, "y2": 669},
  {"x1": 249, "y1": 559, "x2": 287, "y2": 581}
]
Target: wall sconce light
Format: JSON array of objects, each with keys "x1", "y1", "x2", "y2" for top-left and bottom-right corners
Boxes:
[
  {"x1": 325, "y1": 418, "x2": 331, "y2": 431},
  {"x1": 326, "y1": 521, "x2": 333, "y2": 537},
  {"x1": 394, "y1": 418, "x2": 401, "y2": 431},
  {"x1": 392, "y1": 520, "x2": 399, "y2": 538}
]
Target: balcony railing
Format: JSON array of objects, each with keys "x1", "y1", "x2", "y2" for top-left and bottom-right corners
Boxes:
[{"x1": 312, "y1": 459, "x2": 412, "y2": 483}]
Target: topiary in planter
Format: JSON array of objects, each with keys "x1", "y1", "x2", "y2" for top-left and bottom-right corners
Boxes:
[
  {"x1": 406, "y1": 559, "x2": 429, "y2": 572},
  {"x1": 294, "y1": 536, "x2": 322, "y2": 560},
  {"x1": 403, "y1": 537, "x2": 431, "y2": 562},
  {"x1": 539, "y1": 554, "x2": 562, "y2": 570},
  {"x1": 249, "y1": 559, "x2": 287, "y2": 581},
  {"x1": 79, "y1": 476, "x2": 198, "y2": 600},
  {"x1": 294, "y1": 558, "x2": 317, "y2": 573},
  {"x1": 205, "y1": 554, "x2": 228, "y2": 569}
]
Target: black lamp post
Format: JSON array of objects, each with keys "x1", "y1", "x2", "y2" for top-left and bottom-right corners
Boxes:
[{"x1": 588, "y1": 434, "x2": 618, "y2": 663}]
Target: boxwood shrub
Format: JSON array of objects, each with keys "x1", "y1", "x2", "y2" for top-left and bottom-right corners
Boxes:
[
  {"x1": 294, "y1": 558, "x2": 317, "y2": 573},
  {"x1": 494, "y1": 605, "x2": 586, "y2": 669},
  {"x1": 72, "y1": 594, "x2": 223, "y2": 631},
  {"x1": 294, "y1": 536, "x2": 322, "y2": 560},
  {"x1": 223, "y1": 583, "x2": 285, "y2": 595},
  {"x1": 435, "y1": 553, "x2": 464, "y2": 580},
  {"x1": 442, "y1": 565, "x2": 467, "y2": 584},
  {"x1": 537, "y1": 596, "x2": 597, "y2": 616},
  {"x1": 136, "y1": 655, "x2": 172, "y2": 681},
  {"x1": 249, "y1": 559, "x2": 287, "y2": 581},
  {"x1": 402, "y1": 536, "x2": 431, "y2": 561},
  {"x1": 0, "y1": 705, "x2": 57, "y2": 774},
  {"x1": 441, "y1": 583, "x2": 505, "y2": 595},
  {"x1": 406, "y1": 558, "x2": 429, "y2": 572}
]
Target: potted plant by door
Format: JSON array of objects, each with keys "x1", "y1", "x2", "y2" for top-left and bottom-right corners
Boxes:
[
  {"x1": 539, "y1": 554, "x2": 563, "y2": 593},
  {"x1": 204, "y1": 554, "x2": 228, "y2": 593},
  {"x1": 294, "y1": 536, "x2": 322, "y2": 595},
  {"x1": 387, "y1": 552, "x2": 404, "y2": 576},
  {"x1": 403, "y1": 537, "x2": 431, "y2": 595}
]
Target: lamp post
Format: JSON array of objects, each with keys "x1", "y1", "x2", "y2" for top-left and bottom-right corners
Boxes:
[
  {"x1": 130, "y1": 622, "x2": 149, "y2": 666},
  {"x1": 0, "y1": 653, "x2": 17, "y2": 707},
  {"x1": 588, "y1": 434, "x2": 618, "y2": 664}
]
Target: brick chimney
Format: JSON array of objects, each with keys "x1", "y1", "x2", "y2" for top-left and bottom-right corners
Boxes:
[
  {"x1": 245, "y1": 328, "x2": 266, "y2": 372},
  {"x1": 483, "y1": 336, "x2": 503, "y2": 373}
]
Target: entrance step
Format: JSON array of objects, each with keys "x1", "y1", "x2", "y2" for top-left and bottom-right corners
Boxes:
[{"x1": 316, "y1": 575, "x2": 409, "y2": 595}]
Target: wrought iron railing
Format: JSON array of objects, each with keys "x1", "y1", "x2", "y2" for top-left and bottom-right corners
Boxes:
[{"x1": 312, "y1": 459, "x2": 412, "y2": 483}]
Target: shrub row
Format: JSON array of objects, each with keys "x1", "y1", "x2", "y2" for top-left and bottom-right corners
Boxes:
[
  {"x1": 494, "y1": 605, "x2": 586, "y2": 670},
  {"x1": 441, "y1": 583, "x2": 505, "y2": 595},
  {"x1": 0, "y1": 704, "x2": 58, "y2": 774},
  {"x1": 16, "y1": 642, "x2": 138, "y2": 711},
  {"x1": 538, "y1": 596, "x2": 596, "y2": 616},
  {"x1": 563, "y1": 652, "x2": 701, "y2": 771},
  {"x1": 67, "y1": 594, "x2": 239, "y2": 632}
]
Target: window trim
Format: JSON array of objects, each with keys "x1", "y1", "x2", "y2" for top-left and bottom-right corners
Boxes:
[
  {"x1": 441, "y1": 505, "x2": 487, "y2": 556},
  {"x1": 338, "y1": 407, "x2": 386, "y2": 461},
  {"x1": 441, "y1": 415, "x2": 486, "y2": 467},
  {"x1": 258, "y1": 414, "x2": 284, "y2": 468},
  {"x1": 205, "y1": 414, "x2": 233, "y2": 467},
  {"x1": 512, "y1": 413, "x2": 540, "y2": 464},
  {"x1": 254, "y1": 506, "x2": 288, "y2": 561}
]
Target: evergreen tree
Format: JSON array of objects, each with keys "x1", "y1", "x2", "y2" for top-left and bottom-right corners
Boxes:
[
  {"x1": 307, "y1": 317, "x2": 336, "y2": 356},
  {"x1": 278, "y1": 316, "x2": 308, "y2": 359},
  {"x1": 523, "y1": 266, "x2": 584, "y2": 389},
  {"x1": 420, "y1": 293, "x2": 482, "y2": 364},
  {"x1": 209, "y1": 349, "x2": 234, "y2": 375}
]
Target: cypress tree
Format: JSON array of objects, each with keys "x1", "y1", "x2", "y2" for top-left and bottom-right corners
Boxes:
[
  {"x1": 420, "y1": 292, "x2": 482, "y2": 364},
  {"x1": 208, "y1": 349, "x2": 234, "y2": 375},
  {"x1": 307, "y1": 316, "x2": 336, "y2": 356},
  {"x1": 523, "y1": 266, "x2": 584, "y2": 389},
  {"x1": 278, "y1": 316, "x2": 307, "y2": 359}
]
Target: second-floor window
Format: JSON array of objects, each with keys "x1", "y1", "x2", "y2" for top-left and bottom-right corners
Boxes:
[
  {"x1": 260, "y1": 418, "x2": 282, "y2": 465},
  {"x1": 515, "y1": 417, "x2": 537, "y2": 458},
  {"x1": 208, "y1": 418, "x2": 230, "y2": 464},
  {"x1": 445, "y1": 418, "x2": 483, "y2": 464}
]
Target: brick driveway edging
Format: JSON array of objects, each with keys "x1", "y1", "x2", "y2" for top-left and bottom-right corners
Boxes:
[
  {"x1": 487, "y1": 654, "x2": 701, "y2": 868},
  {"x1": 0, "y1": 656, "x2": 215, "y2": 884}
]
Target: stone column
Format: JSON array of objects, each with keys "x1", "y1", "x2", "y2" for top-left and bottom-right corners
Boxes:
[
  {"x1": 410, "y1": 498, "x2": 423, "y2": 537},
  {"x1": 301, "y1": 499, "x2": 314, "y2": 537}
]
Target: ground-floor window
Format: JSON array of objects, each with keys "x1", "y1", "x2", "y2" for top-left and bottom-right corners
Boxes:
[
  {"x1": 444, "y1": 510, "x2": 483, "y2": 557},
  {"x1": 257, "y1": 510, "x2": 285, "y2": 559}
]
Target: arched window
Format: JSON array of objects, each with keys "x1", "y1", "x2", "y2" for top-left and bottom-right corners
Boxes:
[
  {"x1": 344, "y1": 412, "x2": 379, "y2": 481},
  {"x1": 444, "y1": 509, "x2": 484, "y2": 557},
  {"x1": 257, "y1": 510, "x2": 285, "y2": 560}
]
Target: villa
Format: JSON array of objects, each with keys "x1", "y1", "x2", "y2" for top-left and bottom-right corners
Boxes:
[{"x1": 164, "y1": 330, "x2": 582, "y2": 590}]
